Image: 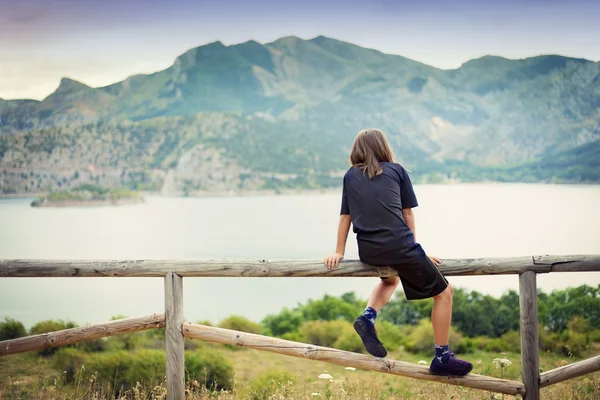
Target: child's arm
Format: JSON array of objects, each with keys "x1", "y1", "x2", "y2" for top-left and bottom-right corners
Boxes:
[
  {"x1": 404, "y1": 208, "x2": 441, "y2": 267},
  {"x1": 324, "y1": 214, "x2": 351, "y2": 270},
  {"x1": 403, "y1": 208, "x2": 416, "y2": 241}
]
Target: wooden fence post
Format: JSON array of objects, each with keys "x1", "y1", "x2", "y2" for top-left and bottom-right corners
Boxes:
[
  {"x1": 165, "y1": 272, "x2": 184, "y2": 400},
  {"x1": 519, "y1": 270, "x2": 540, "y2": 400}
]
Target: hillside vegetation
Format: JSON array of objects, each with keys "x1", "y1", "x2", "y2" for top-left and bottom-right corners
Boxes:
[{"x1": 1, "y1": 37, "x2": 599, "y2": 194}]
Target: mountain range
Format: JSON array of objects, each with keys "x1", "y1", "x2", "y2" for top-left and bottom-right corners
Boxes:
[{"x1": 1, "y1": 35, "x2": 599, "y2": 194}]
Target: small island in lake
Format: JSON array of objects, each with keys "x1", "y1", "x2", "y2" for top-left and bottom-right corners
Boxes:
[{"x1": 31, "y1": 184, "x2": 144, "y2": 207}]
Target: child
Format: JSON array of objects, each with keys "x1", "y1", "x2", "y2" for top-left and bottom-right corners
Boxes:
[{"x1": 323, "y1": 128, "x2": 472, "y2": 376}]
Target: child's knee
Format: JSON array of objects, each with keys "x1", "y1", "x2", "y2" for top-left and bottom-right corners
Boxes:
[
  {"x1": 434, "y1": 284, "x2": 453, "y2": 301},
  {"x1": 381, "y1": 276, "x2": 400, "y2": 287}
]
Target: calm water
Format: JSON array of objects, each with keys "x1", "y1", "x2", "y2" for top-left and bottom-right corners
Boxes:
[{"x1": 1, "y1": 184, "x2": 599, "y2": 328}]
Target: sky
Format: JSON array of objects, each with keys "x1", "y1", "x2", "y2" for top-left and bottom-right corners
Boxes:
[{"x1": 1, "y1": 0, "x2": 599, "y2": 100}]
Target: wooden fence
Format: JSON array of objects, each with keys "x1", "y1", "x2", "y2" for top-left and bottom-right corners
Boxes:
[{"x1": 1, "y1": 255, "x2": 599, "y2": 400}]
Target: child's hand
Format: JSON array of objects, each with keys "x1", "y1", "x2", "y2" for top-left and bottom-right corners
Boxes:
[
  {"x1": 428, "y1": 255, "x2": 442, "y2": 267},
  {"x1": 323, "y1": 253, "x2": 344, "y2": 270}
]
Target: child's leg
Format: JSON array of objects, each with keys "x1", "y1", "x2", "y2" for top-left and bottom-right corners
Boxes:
[
  {"x1": 367, "y1": 276, "x2": 400, "y2": 311},
  {"x1": 431, "y1": 284, "x2": 454, "y2": 344},
  {"x1": 429, "y1": 283, "x2": 472, "y2": 375},
  {"x1": 354, "y1": 276, "x2": 399, "y2": 358}
]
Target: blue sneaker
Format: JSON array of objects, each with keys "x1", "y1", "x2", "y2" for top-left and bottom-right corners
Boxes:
[
  {"x1": 353, "y1": 315, "x2": 387, "y2": 358},
  {"x1": 429, "y1": 353, "x2": 473, "y2": 376}
]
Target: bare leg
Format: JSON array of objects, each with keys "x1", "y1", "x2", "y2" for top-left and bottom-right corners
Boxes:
[
  {"x1": 431, "y1": 284, "x2": 454, "y2": 345},
  {"x1": 367, "y1": 276, "x2": 400, "y2": 312}
]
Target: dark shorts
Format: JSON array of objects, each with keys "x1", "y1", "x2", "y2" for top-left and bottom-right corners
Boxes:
[{"x1": 378, "y1": 257, "x2": 449, "y2": 300}]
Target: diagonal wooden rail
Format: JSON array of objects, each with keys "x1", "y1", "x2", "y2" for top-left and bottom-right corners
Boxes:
[
  {"x1": 0, "y1": 314, "x2": 165, "y2": 356},
  {"x1": 184, "y1": 323, "x2": 526, "y2": 396},
  {"x1": 1, "y1": 255, "x2": 599, "y2": 400}
]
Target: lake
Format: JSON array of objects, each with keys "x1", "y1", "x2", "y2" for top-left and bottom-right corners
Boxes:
[{"x1": 1, "y1": 183, "x2": 599, "y2": 329}]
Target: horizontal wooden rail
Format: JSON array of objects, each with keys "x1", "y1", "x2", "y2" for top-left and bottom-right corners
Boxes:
[
  {"x1": 0, "y1": 314, "x2": 165, "y2": 356},
  {"x1": 540, "y1": 355, "x2": 600, "y2": 388},
  {"x1": 1, "y1": 255, "x2": 599, "y2": 277},
  {"x1": 183, "y1": 323, "x2": 526, "y2": 396}
]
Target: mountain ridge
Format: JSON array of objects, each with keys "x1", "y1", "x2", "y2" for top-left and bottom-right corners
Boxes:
[{"x1": 1, "y1": 36, "x2": 599, "y2": 194}]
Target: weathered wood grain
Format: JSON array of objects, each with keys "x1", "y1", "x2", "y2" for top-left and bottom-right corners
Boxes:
[
  {"x1": 1, "y1": 255, "x2": 599, "y2": 277},
  {"x1": 165, "y1": 272, "x2": 184, "y2": 400},
  {"x1": 540, "y1": 355, "x2": 600, "y2": 388},
  {"x1": 519, "y1": 271, "x2": 540, "y2": 400},
  {"x1": 0, "y1": 314, "x2": 164, "y2": 356},
  {"x1": 183, "y1": 323, "x2": 526, "y2": 396}
]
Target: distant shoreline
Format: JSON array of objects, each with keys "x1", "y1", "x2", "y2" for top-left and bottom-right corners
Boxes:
[
  {"x1": 30, "y1": 197, "x2": 145, "y2": 207},
  {"x1": 2, "y1": 182, "x2": 600, "y2": 201}
]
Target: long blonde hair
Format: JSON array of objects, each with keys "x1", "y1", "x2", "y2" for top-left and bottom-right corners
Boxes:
[{"x1": 350, "y1": 128, "x2": 395, "y2": 179}]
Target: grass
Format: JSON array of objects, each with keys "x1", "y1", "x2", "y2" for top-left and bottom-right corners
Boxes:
[{"x1": 1, "y1": 344, "x2": 599, "y2": 399}]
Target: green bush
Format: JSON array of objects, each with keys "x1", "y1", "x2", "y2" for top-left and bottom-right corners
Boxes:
[
  {"x1": 454, "y1": 337, "x2": 474, "y2": 354},
  {"x1": 30, "y1": 319, "x2": 78, "y2": 356},
  {"x1": 30, "y1": 319, "x2": 77, "y2": 335},
  {"x1": 482, "y1": 338, "x2": 510, "y2": 353},
  {"x1": 53, "y1": 348, "x2": 88, "y2": 383},
  {"x1": 0, "y1": 317, "x2": 27, "y2": 340},
  {"x1": 185, "y1": 349, "x2": 234, "y2": 390},
  {"x1": 567, "y1": 316, "x2": 591, "y2": 334},
  {"x1": 404, "y1": 319, "x2": 463, "y2": 353},
  {"x1": 300, "y1": 320, "x2": 350, "y2": 347},
  {"x1": 499, "y1": 330, "x2": 521, "y2": 353},
  {"x1": 54, "y1": 346, "x2": 235, "y2": 392},
  {"x1": 104, "y1": 316, "x2": 141, "y2": 351},
  {"x1": 469, "y1": 335, "x2": 513, "y2": 352},
  {"x1": 246, "y1": 370, "x2": 295, "y2": 400},
  {"x1": 333, "y1": 323, "x2": 364, "y2": 353},
  {"x1": 219, "y1": 315, "x2": 263, "y2": 334},
  {"x1": 589, "y1": 328, "x2": 600, "y2": 343},
  {"x1": 539, "y1": 327, "x2": 591, "y2": 357},
  {"x1": 280, "y1": 331, "x2": 304, "y2": 342},
  {"x1": 54, "y1": 348, "x2": 166, "y2": 390},
  {"x1": 376, "y1": 321, "x2": 405, "y2": 351},
  {"x1": 75, "y1": 337, "x2": 107, "y2": 352}
]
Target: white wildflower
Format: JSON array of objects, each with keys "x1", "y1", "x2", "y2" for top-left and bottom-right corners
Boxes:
[
  {"x1": 318, "y1": 373, "x2": 333, "y2": 380},
  {"x1": 344, "y1": 367, "x2": 356, "y2": 371},
  {"x1": 493, "y1": 358, "x2": 512, "y2": 368},
  {"x1": 476, "y1": 360, "x2": 482, "y2": 365},
  {"x1": 312, "y1": 393, "x2": 321, "y2": 397},
  {"x1": 417, "y1": 360, "x2": 428, "y2": 365}
]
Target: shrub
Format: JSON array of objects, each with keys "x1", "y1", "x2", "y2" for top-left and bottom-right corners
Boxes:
[
  {"x1": 454, "y1": 337, "x2": 474, "y2": 354},
  {"x1": 482, "y1": 338, "x2": 509, "y2": 353},
  {"x1": 104, "y1": 316, "x2": 140, "y2": 351},
  {"x1": 499, "y1": 330, "x2": 521, "y2": 353},
  {"x1": 376, "y1": 321, "x2": 405, "y2": 351},
  {"x1": 30, "y1": 319, "x2": 77, "y2": 335},
  {"x1": 539, "y1": 327, "x2": 591, "y2": 357},
  {"x1": 246, "y1": 370, "x2": 295, "y2": 400},
  {"x1": 300, "y1": 320, "x2": 350, "y2": 347},
  {"x1": 567, "y1": 316, "x2": 591, "y2": 334},
  {"x1": 333, "y1": 324, "x2": 364, "y2": 353},
  {"x1": 219, "y1": 316, "x2": 263, "y2": 334},
  {"x1": 53, "y1": 348, "x2": 88, "y2": 383},
  {"x1": 54, "y1": 347, "x2": 234, "y2": 392},
  {"x1": 281, "y1": 331, "x2": 304, "y2": 342},
  {"x1": 0, "y1": 317, "x2": 26, "y2": 340},
  {"x1": 185, "y1": 349, "x2": 234, "y2": 390},
  {"x1": 404, "y1": 319, "x2": 463, "y2": 353},
  {"x1": 30, "y1": 319, "x2": 78, "y2": 356},
  {"x1": 54, "y1": 348, "x2": 164, "y2": 390},
  {"x1": 75, "y1": 337, "x2": 107, "y2": 352},
  {"x1": 589, "y1": 328, "x2": 600, "y2": 343}
]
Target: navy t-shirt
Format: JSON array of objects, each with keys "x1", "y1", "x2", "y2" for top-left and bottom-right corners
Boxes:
[{"x1": 341, "y1": 162, "x2": 423, "y2": 265}]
